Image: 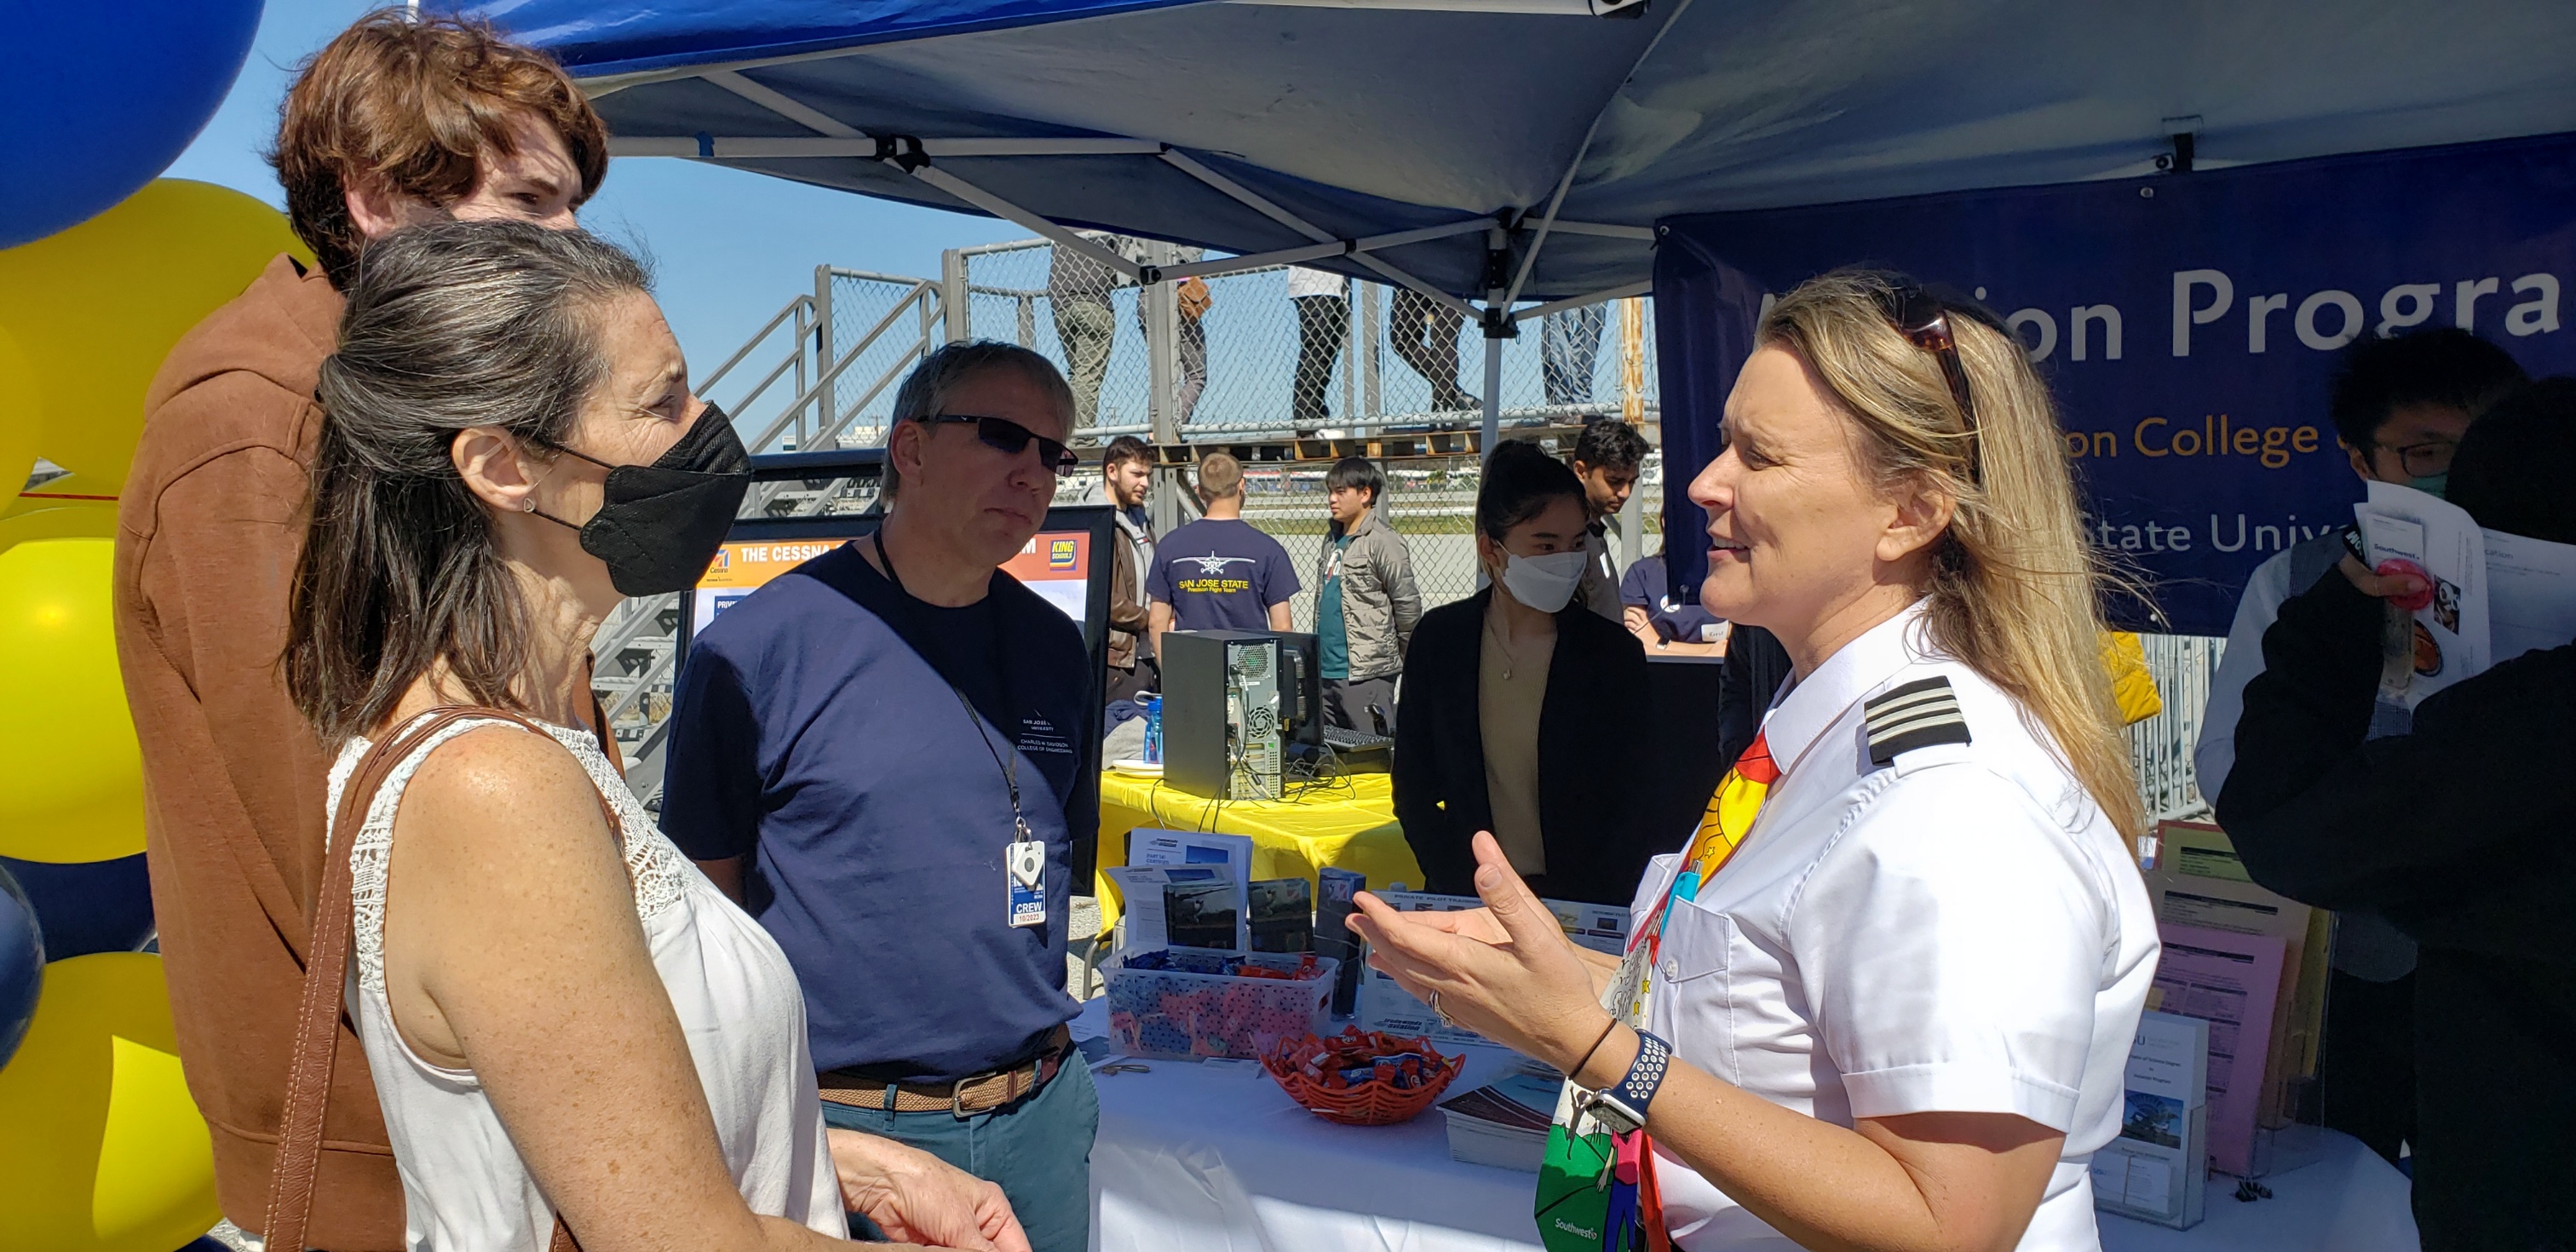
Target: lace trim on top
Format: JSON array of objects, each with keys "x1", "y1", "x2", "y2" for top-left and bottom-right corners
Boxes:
[{"x1": 329, "y1": 715, "x2": 688, "y2": 995}]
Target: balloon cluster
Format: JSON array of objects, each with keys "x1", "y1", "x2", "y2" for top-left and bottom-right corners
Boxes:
[{"x1": 1, "y1": 11, "x2": 290, "y2": 1247}]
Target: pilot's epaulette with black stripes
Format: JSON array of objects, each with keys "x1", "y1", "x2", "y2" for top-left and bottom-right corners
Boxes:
[{"x1": 1865, "y1": 676, "x2": 1972, "y2": 767}]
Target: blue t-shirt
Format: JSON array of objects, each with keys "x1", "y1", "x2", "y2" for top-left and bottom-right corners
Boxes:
[
  {"x1": 659, "y1": 541, "x2": 1095, "y2": 1082},
  {"x1": 1147, "y1": 518, "x2": 1301, "y2": 631},
  {"x1": 1318, "y1": 533, "x2": 1353, "y2": 680},
  {"x1": 1619, "y1": 554, "x2": 1724, "y2": 644}
]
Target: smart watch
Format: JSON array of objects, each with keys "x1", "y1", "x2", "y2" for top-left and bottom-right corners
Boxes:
[{"x1": 1575, "y1": 1027, "x2": 1671, "y2": 1135}]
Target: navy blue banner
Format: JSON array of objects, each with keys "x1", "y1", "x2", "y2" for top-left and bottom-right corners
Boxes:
[{"x1": 1653, "y1": 131, "x2": 2576, "y2": 636}]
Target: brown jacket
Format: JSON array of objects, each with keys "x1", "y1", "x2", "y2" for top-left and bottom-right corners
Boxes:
[
  {"x1": 1107, "y1": 510, "x2": 1152, "y2": 672},
  {"x1": 112, "y1": 255, "x2": 405, "y2": 1249}
]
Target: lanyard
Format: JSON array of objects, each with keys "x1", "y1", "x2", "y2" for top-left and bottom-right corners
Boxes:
[
  {"x1": 1629, "y1": 732, "x2": 1781, "y2": 963},
  {"x1": 873, "y1": 529, "x2": 1032, "y2": 842}
]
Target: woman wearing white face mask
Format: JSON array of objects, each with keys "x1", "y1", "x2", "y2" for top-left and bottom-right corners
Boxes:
[{"x1": 1393, "y1": 440, "x2": 1653, "y2": 905}]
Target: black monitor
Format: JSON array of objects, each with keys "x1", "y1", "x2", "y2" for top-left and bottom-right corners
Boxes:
[{"x1": 1274, "y1": 630, "x2": 1322, "y2": 751}]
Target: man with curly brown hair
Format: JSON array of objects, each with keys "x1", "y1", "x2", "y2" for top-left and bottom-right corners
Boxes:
[{"x1": 113, "y1": 14, "x2": 608, "y2": 1247}]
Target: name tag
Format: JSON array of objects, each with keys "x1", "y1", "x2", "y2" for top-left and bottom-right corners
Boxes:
[{"x1": 1006, "y1": 839, "x2": 1048, "y2": 928}]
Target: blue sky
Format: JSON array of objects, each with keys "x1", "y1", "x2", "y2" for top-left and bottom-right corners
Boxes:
[{"x1": 164, "y1": 0, "x2": 1026, "y2": 376}]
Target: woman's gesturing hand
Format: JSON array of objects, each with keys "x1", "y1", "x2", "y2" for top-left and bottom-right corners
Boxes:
[{"x1": 1346, "y1": 830, "x2": 1613, "y2": 1072}]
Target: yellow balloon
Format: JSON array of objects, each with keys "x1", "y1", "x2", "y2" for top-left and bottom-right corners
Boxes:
[
  {"x1": 0, "y1": 179, "x2": 310, "y2": 496},
  {"x1": 0, "y1": 952, "x2": 220, "y2": 1252},
  {"x1": 0, "y1": 497, "x2": 120, "y2": 549},
  {"x1": 0, "y1": 324, "x2": 37, "y2": 504},
  {"x1": 0, "y1": 539, "x2": 142, "y2": 862}
]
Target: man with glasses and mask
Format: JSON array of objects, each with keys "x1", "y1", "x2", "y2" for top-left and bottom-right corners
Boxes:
[
  {"x1": 2194, "y1": 326, "x2": 2523, "y2": 1170},
  {"x1": 661, "y1": 341, "x2": 1100, "y2": 1252}
]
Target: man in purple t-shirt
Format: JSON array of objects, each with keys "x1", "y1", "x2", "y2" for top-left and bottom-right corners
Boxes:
[{"x1": 1147, "y1": 451, "x2": 1300, "y2": 655}]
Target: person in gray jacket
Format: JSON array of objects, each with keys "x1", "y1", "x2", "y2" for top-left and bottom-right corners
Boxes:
[{"x1": 1315, "y1": 457, "x2": 1421, "y2": 733}]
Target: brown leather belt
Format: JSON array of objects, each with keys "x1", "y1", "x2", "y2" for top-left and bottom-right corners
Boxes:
[{"x1": 819, "y1": 1025, "x2": 1074, "y2": 1117}]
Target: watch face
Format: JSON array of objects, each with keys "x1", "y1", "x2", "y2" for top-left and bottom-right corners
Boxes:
[{"x1": 1575, "y1": 1088, "x2": 1640, "y2": 1135}]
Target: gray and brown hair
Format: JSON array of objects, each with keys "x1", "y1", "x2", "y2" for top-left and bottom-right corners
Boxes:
[
  {"x1": 285, "y1": 218, "x2": 653, "y2": 744},
  {"x1": 879, "y1": 339, "x2": 1075, "y2": 501}
]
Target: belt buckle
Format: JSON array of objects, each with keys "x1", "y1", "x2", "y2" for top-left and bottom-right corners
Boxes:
[{"x1": 951, "y1": 1077, "x2": 975, "y2": 1120}]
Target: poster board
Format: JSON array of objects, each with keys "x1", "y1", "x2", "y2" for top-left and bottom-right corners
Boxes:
[{"x1": 2143, "y1": 821, "x2": 2331, "y2": 1138}]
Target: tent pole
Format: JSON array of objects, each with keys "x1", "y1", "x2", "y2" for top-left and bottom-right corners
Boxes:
[
  {"x1": 1481, "y1": 315, "x2": 1503, "y2": 456},
  {"x1": 1502, "y1": 0, "x2": 1699, "y2": 308},
  {"x1": 940, "y1": 247, "x2": 969, "y2": 343},
  {"x1": 900, "y1": 164, "x2": 1142, "y2": 281},
  {"x1": 1159, "y1": 149, "x2": 1478, "y2": 321},
  {"x1": 1481, "y1": 224, "x2": 1510, "y2": 458},
  {"x1": 1521, "y1": 279, "x2": 1652, "y2": 322},
  {"x1": 1153, "y1": 218, "x2": 1489, "y2": 284},
  {"x1": 812, "y1": 264, "x2": 833, "y2": 451},
  {"x1": 1147, "y1": 241, "x2": 1182, "y2": 445}
]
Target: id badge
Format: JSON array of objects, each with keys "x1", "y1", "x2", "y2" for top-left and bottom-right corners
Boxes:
[{"x1": 1005, "y1": 839, "x2": 1048, "y2": 928}]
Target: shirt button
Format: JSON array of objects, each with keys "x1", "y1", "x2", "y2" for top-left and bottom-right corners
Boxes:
[{"x1": 1662, "y1": 959, "x2": 1679, "y2": 979}]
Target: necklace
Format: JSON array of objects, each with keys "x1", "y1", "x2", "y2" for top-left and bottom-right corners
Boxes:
[{"x1": 1485, "y1": 602, "x2": 1551, "y2": 681}]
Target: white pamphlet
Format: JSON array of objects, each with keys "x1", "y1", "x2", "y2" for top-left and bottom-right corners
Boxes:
[
  {"x1": 2484, "y1": 529, "x2": 2576, "y2": 663},
  {"x1": 1102, "y1": 864, "x2": 1227, "y2": 954},
  {"x1": 1127, "y1": 830, "x2": 1255, "y2": 950},
  {"x1": 2358, "y1": 481, "x2": 2576, "y2": 702},
  {"x1": 2356, "y1": 480, "x2": 2488, "y2": 706},
  {"x1": 2091, "y1": 1009, "x2": 2209, "y2": 1229}
]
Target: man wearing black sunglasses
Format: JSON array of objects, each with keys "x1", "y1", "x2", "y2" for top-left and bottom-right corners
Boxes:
[{"x1": 663, "y1": 340, "x2": 1102, "y2": 1252}]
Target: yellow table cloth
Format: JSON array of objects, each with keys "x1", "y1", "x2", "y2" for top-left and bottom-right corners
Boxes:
[{"x1": 1091, "y1": 770, "x2": 1424, "y2": 936}]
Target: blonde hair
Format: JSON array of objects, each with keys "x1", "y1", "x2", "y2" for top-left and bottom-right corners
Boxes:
[
  {"x1": 1760, "y1": 269, "x2": 2144, "y2": 837},
  {"x1": 1195, "y1": 451, "x2": 1245, "y2": 501}
]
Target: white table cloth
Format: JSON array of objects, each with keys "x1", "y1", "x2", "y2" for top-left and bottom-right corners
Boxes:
[{"x1": 1076, "y1": 999, "x2": 2418, "y2": 1252}]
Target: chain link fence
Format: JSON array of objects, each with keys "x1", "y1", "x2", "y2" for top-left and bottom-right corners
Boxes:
[
  {"x1": 2129, "y1": 633, "x2": 2227, "y2": 823},
  {"x1": 955, "y1": 237, "x2": 1659, "y2": 440},
  {"x1": 648, "y1": 236, "x2": 2225, "y2": 831}
]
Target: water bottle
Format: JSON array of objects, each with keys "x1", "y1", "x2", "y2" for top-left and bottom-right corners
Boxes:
[{"x1": 1142, "y1": 694, "x2": 1163, "y2": 764}]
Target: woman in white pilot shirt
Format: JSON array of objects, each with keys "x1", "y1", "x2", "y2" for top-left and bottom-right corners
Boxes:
[{"x1": 1351, "y1": 270, "x2": 2159, "y2": 1252}]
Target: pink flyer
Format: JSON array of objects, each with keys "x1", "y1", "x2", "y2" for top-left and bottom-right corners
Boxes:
[{"x1": 2150, "y1": 922, "x2": 2287, "y2": 1176}]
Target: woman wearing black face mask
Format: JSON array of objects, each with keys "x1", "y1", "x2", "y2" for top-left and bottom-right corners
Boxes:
[{"x1": 277, "y1": 221, "x2": 1022, "y2": 1252}]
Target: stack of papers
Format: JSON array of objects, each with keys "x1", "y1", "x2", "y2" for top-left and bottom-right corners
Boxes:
[
  {"x1": 1436, "y1": 1071, "x2": 1562, "y2": 1173},
  {"x1": 2092, "y1": 1010, "x2": 2211, "y2": 1229}
]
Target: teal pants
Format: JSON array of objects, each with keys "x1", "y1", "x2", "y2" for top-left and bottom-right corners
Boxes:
[{"x1": 822, "y1": 1058, "x2": 1100, "y2": 1252}]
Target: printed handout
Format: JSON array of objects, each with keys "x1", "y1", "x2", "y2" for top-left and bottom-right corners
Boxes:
[
  {"x1": 2356, "y1": 480, "x2": 2487, "y2": 706},
  {"x1": 2149, "y1": 922, "x2": 2286, "y2": 1177},
  {"x1": 2485, "y1": 528, "x2": 2576, "y2": 662},
  {"x1": 2359, "y1": 480, "x2": 2576, "y2": 704}
]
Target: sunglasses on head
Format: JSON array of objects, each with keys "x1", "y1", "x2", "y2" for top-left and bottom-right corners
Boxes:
[
  {"x1": 1873, "y1": 283, "x2": 2001, "y2": 485},
  {"x1": 922, "y1": 413, "x2": 1082, "y2": 478}
]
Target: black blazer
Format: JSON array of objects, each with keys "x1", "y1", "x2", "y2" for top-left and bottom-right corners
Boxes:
[{"x1": 1393, "y1": 589, "x2": 1653, "y2": 905}]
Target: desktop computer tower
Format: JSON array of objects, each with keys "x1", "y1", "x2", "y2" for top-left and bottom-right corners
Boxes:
[{"x1": 1161, "y1": 630, "x2": 1285, "y2": 801}]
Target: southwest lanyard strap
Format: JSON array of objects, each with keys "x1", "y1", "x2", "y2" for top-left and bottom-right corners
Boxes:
[
  {"x1": 873, "y1": 530, "x2": 1044, "y2": 905},
  {"x1": 1596, "y1": 732, "x2": 1782, "y2": 1252}
]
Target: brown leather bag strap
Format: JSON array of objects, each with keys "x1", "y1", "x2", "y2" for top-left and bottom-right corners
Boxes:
[{"x1": 266, "y1": 706, "x2": 611, "y2": 1252}]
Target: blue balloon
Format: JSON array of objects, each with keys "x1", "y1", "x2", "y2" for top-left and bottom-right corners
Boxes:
[
  {"x1": 0, "y1": 853, "x2": 154, "y2": 960},
  {"x1": 0, "y1": 861, "x2": 40, "y2": 1071},
  {"x1": 0, "y1": 1, "x2": 265, "y2": 248}
]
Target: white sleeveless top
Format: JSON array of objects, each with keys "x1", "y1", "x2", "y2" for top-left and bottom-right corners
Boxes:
[{"x1": 328, "y1": 714, "x2": 843, "y2": 1251}]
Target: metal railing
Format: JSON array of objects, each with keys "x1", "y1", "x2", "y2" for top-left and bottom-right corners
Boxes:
[
  {"x1": 2130, "y1": 634, "x2": 2227, "y2": 824},
  {"x1": 952, "y1": 236, "x2": 1659, "y2": 442}
]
